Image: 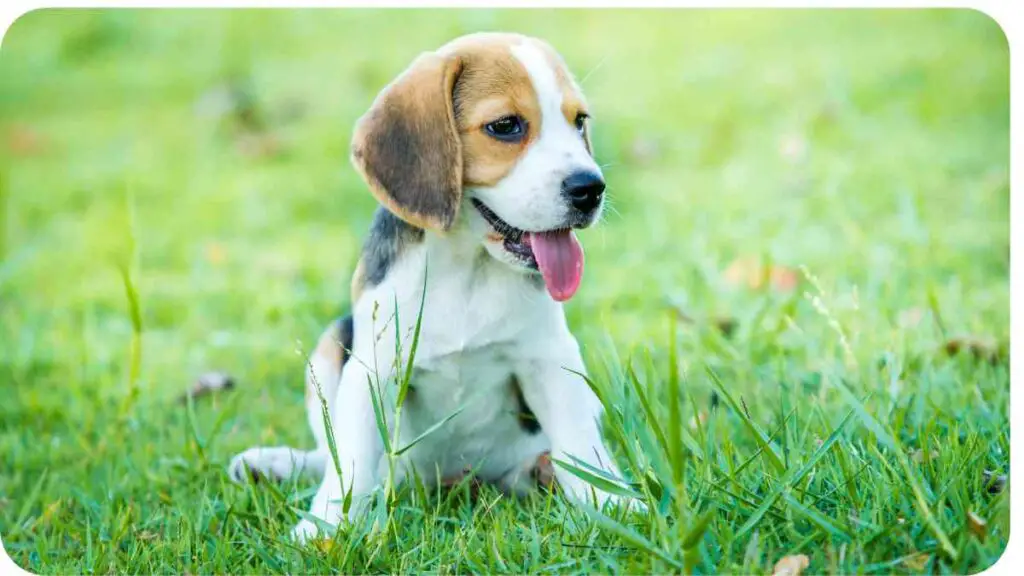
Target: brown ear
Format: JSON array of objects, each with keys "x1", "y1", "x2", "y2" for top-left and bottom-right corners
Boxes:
[{"x1": 350, "y1": 52, "x2": 464, "y2": 232}]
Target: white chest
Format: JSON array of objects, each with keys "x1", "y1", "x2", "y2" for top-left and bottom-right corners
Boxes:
[
  {"x1": 373, "y1": 239, "x2": 553, "y2": 360},
  {"x1": 348, "y1": 232, "x2": 574, "y2": 476}
]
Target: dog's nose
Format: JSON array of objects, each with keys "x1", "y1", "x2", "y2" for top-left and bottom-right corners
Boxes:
[{"x1": 562, "y1": 171, "x2": 606, "y2": 213}]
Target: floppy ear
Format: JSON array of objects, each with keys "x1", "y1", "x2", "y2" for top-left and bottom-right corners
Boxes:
[{"x1": 351, "y1": 52, "x2": 464, "y2": 232}]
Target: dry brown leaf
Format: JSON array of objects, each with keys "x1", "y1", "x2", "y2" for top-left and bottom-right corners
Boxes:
[
  {"x1": 772, "y1": 554, "x2": 810, "y2": 576},
  {"x1": 6, "y1": 124, "x2": 48, "y2": 156},
  {"x1": 713, "y1": 315, "x2": 739, "y2": 338},
  {"x1": 902, "y1": 553, "x2": 930, "y2": 571},
  {"x1": 180, "y1": 372, "x2": 235, "y2": 404},
  {"x1": 967, "y1": 510, "x2": 987, "y2": 541},
  {"x1": 770, "y1": 267, "x2": 800, "y2": 292},
  {"x1": 724, "y1": 257, "x2": 799, "y2": 292},
  {"x1": 943, "y1": 336, "x2": 1003, "y2": 364},
  {"x1": 668, "y1": 304, "x2": 737, "y2": 337}
]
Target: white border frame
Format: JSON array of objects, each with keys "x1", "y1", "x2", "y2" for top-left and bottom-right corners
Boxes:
[{"x1": 0, "y1": 2, "x2": 1017, "y2": 575}]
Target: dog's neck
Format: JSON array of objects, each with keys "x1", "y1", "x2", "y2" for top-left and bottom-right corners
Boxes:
[{"x1": 418, "y1": 206, "x2": 548, "y2": 300}]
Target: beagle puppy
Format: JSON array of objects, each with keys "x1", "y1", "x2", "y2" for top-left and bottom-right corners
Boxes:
[{"x1": 227, "y1": 32, "x2": 634, "y2": 541}]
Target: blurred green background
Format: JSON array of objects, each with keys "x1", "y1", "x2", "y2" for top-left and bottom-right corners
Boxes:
[{"x1": 0, "y1": 9, "x2": 1009, "y2": 574}]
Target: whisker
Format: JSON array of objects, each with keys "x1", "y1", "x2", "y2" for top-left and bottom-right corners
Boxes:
[
  {"x1": 599, "y1": 192, "x2": 623, "y2": 224},
  {"x1": 579, "y1": 53, "x2": 611, "y2": 86},
  {"x1": 602, "y1": 203, "x2": 623, "y2": 224}
]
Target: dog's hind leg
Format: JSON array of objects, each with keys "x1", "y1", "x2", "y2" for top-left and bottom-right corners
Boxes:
[
  {"x1": 304, "y1": 315, "x2": 353, "y2": 451},
  {"x1": 228, "y1": 445, "x2": 326, "y2": 484},
  {"x1": 228, "y1": 316, "x2": 353, "y2": 484}
]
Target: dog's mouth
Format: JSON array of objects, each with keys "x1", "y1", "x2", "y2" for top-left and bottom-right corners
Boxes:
[{"x1": 472, "y1": 198, "x2": 584, "y2": 302}]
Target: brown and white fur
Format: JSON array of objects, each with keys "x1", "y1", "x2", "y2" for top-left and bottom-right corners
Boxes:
[{"x1": 227, "y1": 32, "x2": 637, "y2": 542}]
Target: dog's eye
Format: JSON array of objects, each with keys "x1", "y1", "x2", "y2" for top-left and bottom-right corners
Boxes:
[
  {"x1": 485, "y1": 116, "x2": 525, "y2": 142},
  {"x1": 574, "y1": 113, "x2": 588, "y2": 134}
]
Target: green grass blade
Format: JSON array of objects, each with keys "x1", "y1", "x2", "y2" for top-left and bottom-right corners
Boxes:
[
  {"x1": 551, "y1": 457, "x2": 643, "y2": 500},
  {"x1": 393, "y1": 406, "x2": 464, "y2": 456},
  {"x1": 397, "y1": 262, "x2": 428, "y2": 408},
  {"x1": 579, "y1": 505, "x2": 682, "y2": 570},
  {"x1": 7, "y1": 470, "x2": 49, "y2": 538},
  {"x1": 367, "y1": 376, "x2": 393, "y2": 455},
  {"x1": 291, "y1": 507, "x2": 339, "y2": 538},
  {"x1": 706, "y1": 366, "x2": 785, "y2": 473},
  {"x1": 781, "y1": 491, "x2": 853, "y2": 540},
  {"x1": 626, "y1": 364, "x2": 670, "y2": 461},
  {"x1": 667, "y1": 317, "x2": 685, "y2": 488},
  {"x1": 835, "y1": 379, "x2": 957, "y2": 560},
  {"x1": 734, "y1": 409, "x2": 854, "y2": 541},
  {"x1": 307, "y1": 351, "x2": 345, "y2": 509},
  {"x1": 682, "y1": 507, "x2": 715, "y2": 550}
]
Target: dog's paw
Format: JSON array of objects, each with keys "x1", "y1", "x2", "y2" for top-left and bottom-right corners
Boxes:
[
  {"x1": 531, "y1": 451, "x2": 556, "y2": 489},
  {"x1": 291, "y1": 518, "x2": 323, "y2": 543},
  {"x1": 227, "y1": 446, "x2": 304, "y2": 484}
]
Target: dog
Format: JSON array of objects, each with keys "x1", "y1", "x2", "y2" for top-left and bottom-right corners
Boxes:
[{"x1": 227, "y1": 32, "x2": 635, "y2": 541}]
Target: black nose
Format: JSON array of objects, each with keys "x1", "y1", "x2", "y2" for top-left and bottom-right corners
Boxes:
[{"x1": 562, "y1": 171, "x2": 606, "y2": 213}]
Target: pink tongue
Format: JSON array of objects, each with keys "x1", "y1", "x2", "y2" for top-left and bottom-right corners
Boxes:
[{"x1": 527, "y1": 230, "x2": 584, "y2": 302}]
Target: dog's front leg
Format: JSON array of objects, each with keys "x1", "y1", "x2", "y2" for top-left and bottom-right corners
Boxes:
[
  {"x1": 516, "y1": 341, "x2": 632, "y2": 510},
  {"x1": 293, "y1": 359, "x2": 386, "y2": 542}
]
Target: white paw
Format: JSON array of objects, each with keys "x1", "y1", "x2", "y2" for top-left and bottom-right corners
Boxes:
[
  {"x1": 227, "y1": 446, "x2": 304, "y2": 484},
  {"x1": 291, "y1": 518, "x2": 323, "y2": 543}
]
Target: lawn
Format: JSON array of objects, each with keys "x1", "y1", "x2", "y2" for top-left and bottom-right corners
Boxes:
[{"x1": 0, "y1": 8, "x2": 1010, "y2": 574}]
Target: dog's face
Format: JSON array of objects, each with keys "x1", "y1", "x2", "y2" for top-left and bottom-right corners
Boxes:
[{"x1": 351, "y1": 33, "x2": 603, "y2": 302}]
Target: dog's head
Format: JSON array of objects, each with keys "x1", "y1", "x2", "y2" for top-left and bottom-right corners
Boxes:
[{"x1": 351, "y1": 32, "x2": 604, "y2": 302}]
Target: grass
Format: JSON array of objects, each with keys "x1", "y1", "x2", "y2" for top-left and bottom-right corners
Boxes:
[{"x1": 0, "y1": 8, "x2": 1010, "y2": 574}]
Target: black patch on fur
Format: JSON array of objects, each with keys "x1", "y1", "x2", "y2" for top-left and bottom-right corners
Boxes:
[
  {"x1": 337, "y1": 314, "x2": 354, "y2": 368},
  {"x1": 361, "y1": 207, "x2": 425, "y2": 288},
  {"x1": 510, "y1": 376, "x2": 542, "y2": 435},
  {"x1": 527, "y1": 272, "x2": 545, "y2": 291}
]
